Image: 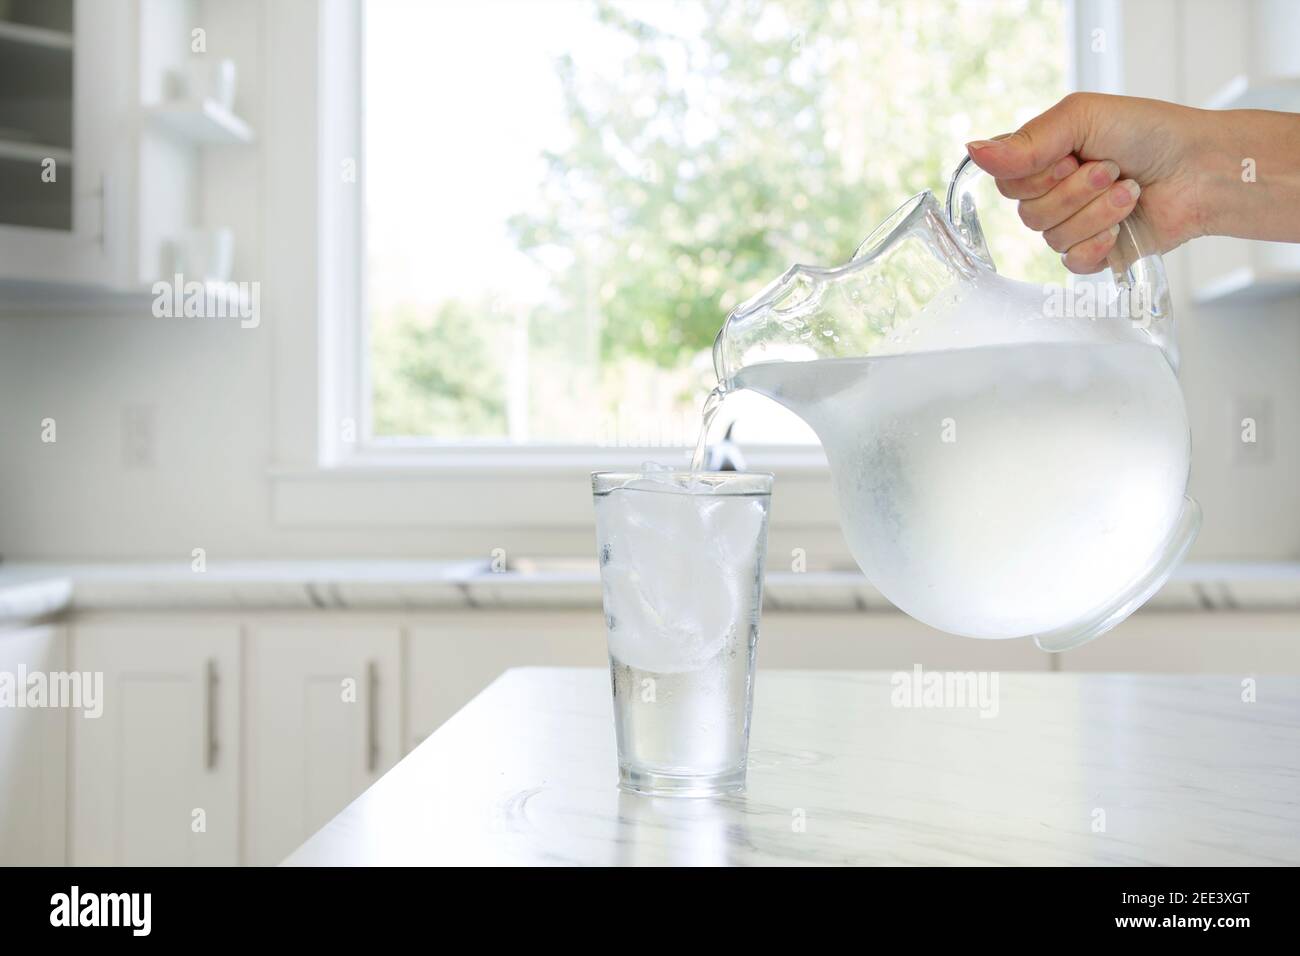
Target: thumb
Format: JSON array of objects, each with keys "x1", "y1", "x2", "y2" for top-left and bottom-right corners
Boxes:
[{"x1": 966, "y1": 95, "x2": 1089, "y2": 179}]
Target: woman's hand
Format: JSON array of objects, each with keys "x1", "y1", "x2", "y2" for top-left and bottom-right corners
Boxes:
[{"x1": 966, "y1": 92, "x2": 1210, "y2": 273}]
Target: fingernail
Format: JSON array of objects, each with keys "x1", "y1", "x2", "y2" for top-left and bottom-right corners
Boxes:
[
  {"x1": 1090, "y1": 160, "x2": 1121, "y2": 189},
  {"x1": 966, "y1": 139, "x2": 1004, "y2": 152},
  {"x1": 1107, "y1": 223, "x2": 1121, "y2": 238},
  {"x1": 1112, "y1": 179, "x2": 1141, "y2": 206},
  {"x1": 1095, "y1": 224, "x2": 1121, "y2": 244},
  {"x1": 1051, "y1": 157, "x2": 1078, "y2": 180}
]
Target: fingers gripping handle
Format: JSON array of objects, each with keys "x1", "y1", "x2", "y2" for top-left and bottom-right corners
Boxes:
[{"x1": 945, "y1": 154, "x2": 1176, "y2": 368}]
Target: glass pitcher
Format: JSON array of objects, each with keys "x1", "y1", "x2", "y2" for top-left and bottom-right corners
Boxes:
[{"x1": 711, "y1": 156, "x2": 1200, "y2": 651}]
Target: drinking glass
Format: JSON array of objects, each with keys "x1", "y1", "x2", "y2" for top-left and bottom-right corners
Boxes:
[{"x1": 592, "y1": 470, "x2": 773, "y2": 796}]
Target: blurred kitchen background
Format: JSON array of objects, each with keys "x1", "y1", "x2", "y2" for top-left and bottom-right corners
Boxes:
[{"x1": 1, "y1": 0, "x2": 1297, "y2": 865}]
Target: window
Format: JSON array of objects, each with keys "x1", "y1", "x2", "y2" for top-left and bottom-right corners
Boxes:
[{"x1": 362, "y1": 0, "x2": 1068, "y2": 455}]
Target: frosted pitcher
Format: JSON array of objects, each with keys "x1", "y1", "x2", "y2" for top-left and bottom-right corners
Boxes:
[{"x1": 710, "y1": 156, "x2": 1200, "y2": 651}]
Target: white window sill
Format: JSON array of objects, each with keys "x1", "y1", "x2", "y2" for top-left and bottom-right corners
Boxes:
[
  {"x1": 268, "y1": 446, "x2": 837, "y2": 529},
  {"x1": 306, "y1": 441, "x2": 830, "y2": 472}
]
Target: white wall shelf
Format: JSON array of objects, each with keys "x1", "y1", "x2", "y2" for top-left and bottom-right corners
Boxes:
[
  {"x1": 1191, "y1": 75, "x2": 1300, "y2": 304},
  {"x1": 0, "y1": 279, "x2": 256, "y2": 317},
  {"x1": 1203, "y1": 74, "x2": 1300, "y2": 111},
  {"x1": 1192, "y1": 265, "x2": 1300, "y2": 305},
  {"x1": 149, "y1": 98, "x2": 255, "y2": 146},
  {"x1": 0, "y1": 281, "x2": 153, "y2": 316}
]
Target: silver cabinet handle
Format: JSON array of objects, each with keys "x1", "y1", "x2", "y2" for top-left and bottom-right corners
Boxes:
[
  {"x1": 205, "y1": 658, "x2": 219, "y2": 770},
  {"x1": 366, "y1": 660, "x2": 379, "y2": 774}
]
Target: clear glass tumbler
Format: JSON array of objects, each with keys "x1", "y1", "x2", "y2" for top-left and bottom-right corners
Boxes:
[{"x1": 592, "y1": 470, "x2": 773, "y2": 796}]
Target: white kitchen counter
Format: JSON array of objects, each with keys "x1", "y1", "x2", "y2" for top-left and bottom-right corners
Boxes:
[
  {"x1": 0, "y1": 576, "x2": 71, "y2": 623},
  {"x1": 285, "y1": 667, "x2": 1300, "y2": 866},
  {"x1": 2, "y1": 559, "x2": 1299, "y2": 622}
]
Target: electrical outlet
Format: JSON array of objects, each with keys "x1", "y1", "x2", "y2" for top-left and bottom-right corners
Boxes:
[
  {"x1": 121, "y1": 404, "x2": 156, "y2": 469},
  {"x1": 1230, "y1": 395, "x2": 1272, "y2": 465}
]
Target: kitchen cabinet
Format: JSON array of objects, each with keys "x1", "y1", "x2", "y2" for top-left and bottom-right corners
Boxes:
[
  {"x1": 244, "y1": 623, "x2": 401, "y2": 867},
  {"x1": 70, "y1": 621, "x2": 240, "y2": 865},
  {"x1": 0, "y1": 624, "x2": 68, "y2": 865},
  {"x1": 0, "y1": 0, "x2": 256, "y2": 297},
  {"x1": 0, "y1": 0, "x2": 127, "y2": 287},
  {"x1": 405, "y1": 612, "x2": 607, "y2": 750},
  {"x1": 6, "y1": 601, "x2": 1288, "y2": 867}
]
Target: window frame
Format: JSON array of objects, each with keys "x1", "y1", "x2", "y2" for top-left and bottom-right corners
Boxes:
[
  {"x1": 332, "y1": 0, "x2": 834, "y2": 474},
  {"x1": 267, "y1": 0, "x2": 1102, "y2": 529}
]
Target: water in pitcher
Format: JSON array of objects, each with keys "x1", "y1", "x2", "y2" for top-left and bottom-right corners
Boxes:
[{"x1": 734, "y1": 338, "x2": 1189, "y2": 638}]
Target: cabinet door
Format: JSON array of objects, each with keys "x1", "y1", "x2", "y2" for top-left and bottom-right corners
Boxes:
[
  {"x1": 406, "y1": 611, "x2": 607, "y2": 750},
  {"x1": 71, "y1": 622, "x2": 240, "y2": 865},
  {"x1": 0, "y1": 0, "x2": 126, "y2": 286},
  {"x1": 245, "y1": 624, "x2": 401, "y2": 866},
  {"x1": 0, "y1": 624, "x2": 68, "y2": 865}
]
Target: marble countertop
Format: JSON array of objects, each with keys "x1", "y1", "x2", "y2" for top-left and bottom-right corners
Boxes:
[
  {"x1": 285, "y1": 667, "x2": 1300, "y2": 866},
  {"x1": 1, "y1": 559, "x2": 1298, "y2": 623}
]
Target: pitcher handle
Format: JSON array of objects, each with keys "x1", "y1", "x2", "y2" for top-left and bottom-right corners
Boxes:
[{"x1": 945, "y1": 154, "x2": 1177, "y2": 369}]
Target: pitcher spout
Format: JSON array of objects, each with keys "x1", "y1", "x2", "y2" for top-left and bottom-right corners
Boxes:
[{"x1": 712, "y1": 191, "x2": 987, "y2": 388}]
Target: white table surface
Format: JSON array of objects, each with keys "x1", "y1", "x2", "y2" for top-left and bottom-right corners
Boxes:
[{"x1": 286, "y1": 667, "x2": 1300, "y2": 866}]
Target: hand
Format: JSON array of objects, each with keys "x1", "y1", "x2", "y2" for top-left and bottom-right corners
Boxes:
[{"x1": 966, "y1": 93, "x2": 1209, "y2": 274}]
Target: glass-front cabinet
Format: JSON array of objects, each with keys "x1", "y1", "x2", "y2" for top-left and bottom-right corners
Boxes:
[{"x1": 0, "y1": 0, "x2": 118, "y2": 287}]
